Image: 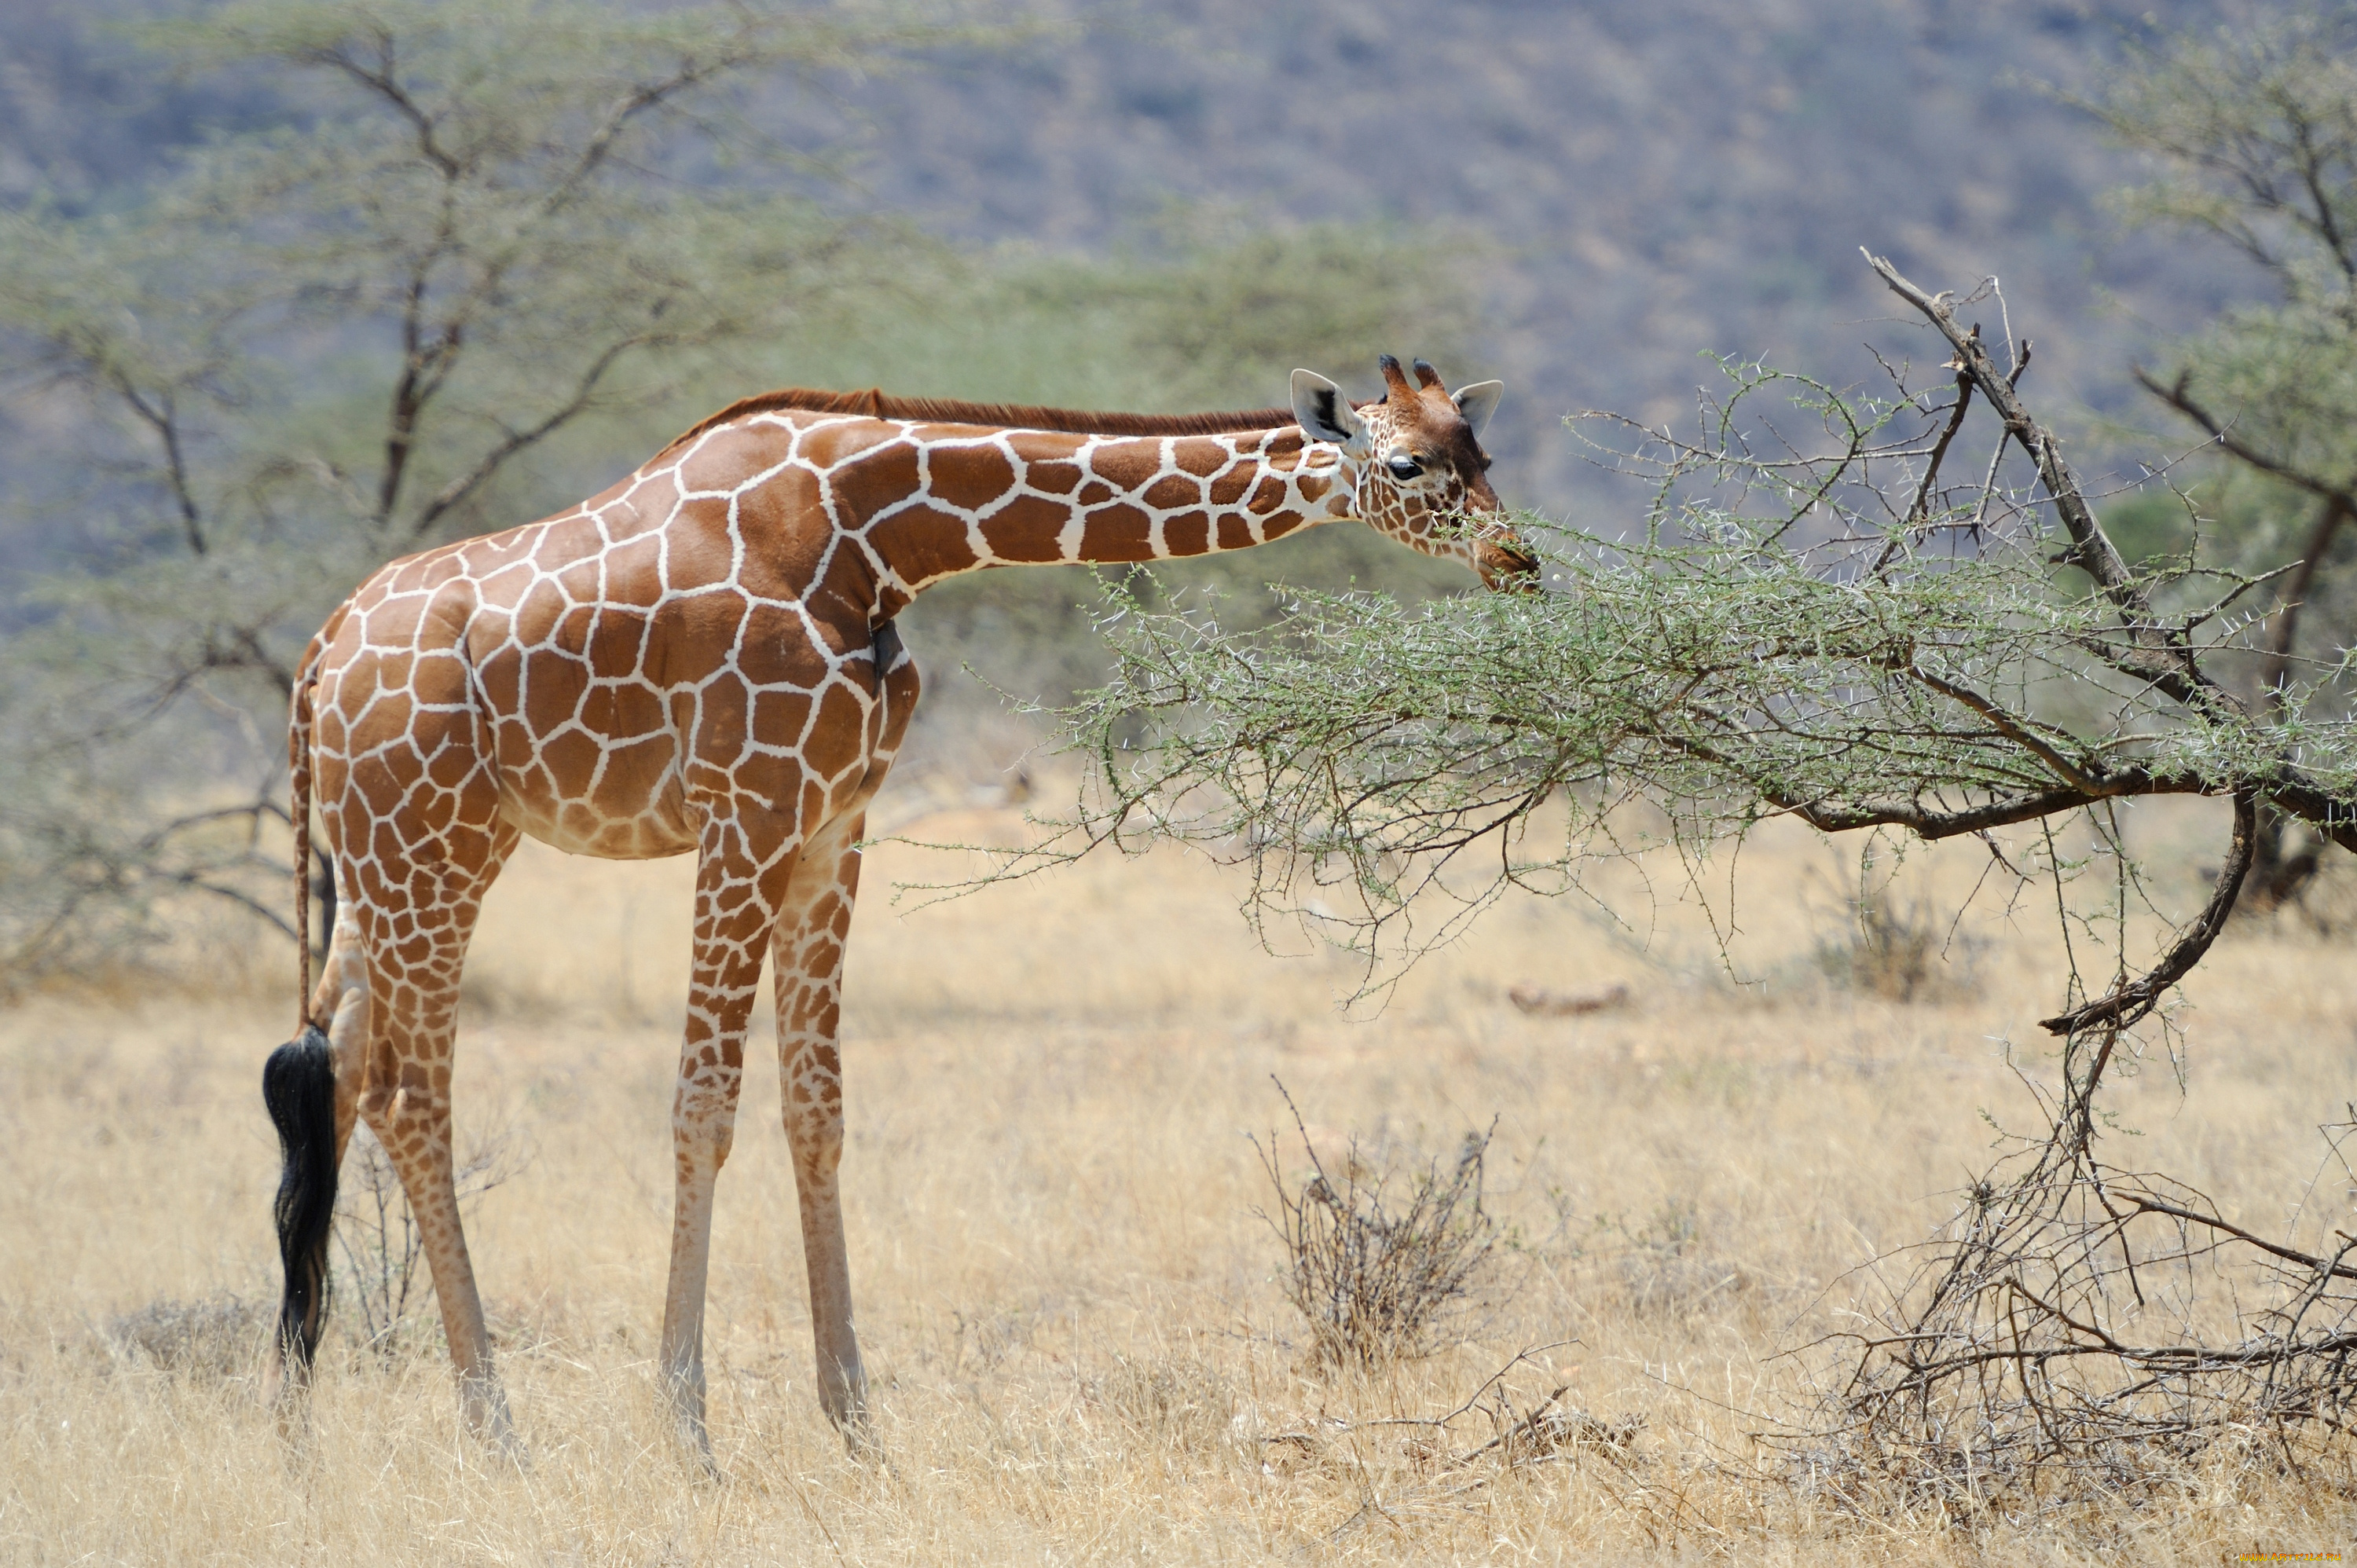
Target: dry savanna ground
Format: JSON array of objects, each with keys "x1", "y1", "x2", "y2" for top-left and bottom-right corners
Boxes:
[{"x1": 2, "y1": 788, "x2": 2353, "y2": 1564}]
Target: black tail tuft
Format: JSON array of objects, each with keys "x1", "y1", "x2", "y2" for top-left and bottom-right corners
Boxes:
[{"x1": 264, "y1": 1024, "x2": 337, "y2": 1368}]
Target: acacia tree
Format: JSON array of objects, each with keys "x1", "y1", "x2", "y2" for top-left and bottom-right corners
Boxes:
[
  {"x1": 0, "y1": 0, "x2": 996, "y2": 979},
  {"x1": 2093, "y1": 6, "x2": 2357, "y2": 904},
  {"x1": 1002, "y1": 254, "x2": 2357, "y2": 1493}
]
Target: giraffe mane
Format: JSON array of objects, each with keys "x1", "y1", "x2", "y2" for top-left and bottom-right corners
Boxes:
[{"x1": 657, "y1": 386, "x2": 1307, "y2": 457}]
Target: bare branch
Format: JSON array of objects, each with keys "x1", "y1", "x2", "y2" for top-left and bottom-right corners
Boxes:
[
  {"x1": 1868, "y1": 255, "x2": 2250, "y2": 737},
  {"x1": 2039, "y1": 788, "x2": 2257, "y2": 1037},
  {"x1": 2134, "y1": 365, "x2": 2357, "y2": 511},
  {"x1": 404, "y1": 335, "x2": 645, "y2": 541},
  {"x1": 101, "y1": 372, "x2": 207, "y2": 557}
]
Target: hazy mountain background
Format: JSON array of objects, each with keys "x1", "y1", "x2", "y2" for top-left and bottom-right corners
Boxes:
[{"x1": 2, "y1": 0, "x2": 2256, "y2": 529}]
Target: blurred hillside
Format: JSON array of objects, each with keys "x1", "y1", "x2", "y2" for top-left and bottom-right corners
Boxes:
[{"x1": 2, "y1": 0, "x2": 2256, "y2": 525}]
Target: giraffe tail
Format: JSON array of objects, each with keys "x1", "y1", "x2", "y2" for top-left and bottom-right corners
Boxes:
[
  {"x1": 264, "y1": 1024, "x2": 336, "y2": 1368},
  {"x1": 266, "y1": 628, "x2": 336, "y2": 1370}
]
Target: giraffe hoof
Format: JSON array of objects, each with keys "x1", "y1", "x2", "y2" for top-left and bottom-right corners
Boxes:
[
  {"x1": 665, "y1": 1395, "x2": 720, "y2": 1477},
  {"x1": 676, "y1": 1431, "x2": 724, "y2": 1482},
  {"x1": 833, "y1": 1406, "x2": 879, "y2": 1460}
]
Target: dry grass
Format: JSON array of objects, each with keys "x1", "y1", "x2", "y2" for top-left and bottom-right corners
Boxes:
[{"x1": 2, "y1": 796, "x2": 2353, "y2": 1563}]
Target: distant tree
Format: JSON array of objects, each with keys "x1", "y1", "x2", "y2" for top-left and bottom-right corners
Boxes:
[
  {"x1": 2090, "y1": 5, "x2": 2357, "y2": 905},
  {"x1": 0, "y1": 0, "x2": 998, "y2": 981}
]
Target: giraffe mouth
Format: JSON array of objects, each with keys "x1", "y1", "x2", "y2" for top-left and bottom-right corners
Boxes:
[
  {"x1": 1475, "y1": 531, "x2": 1541, "y2": 592},
  {"x1": 1428, "y1": 500, "x2": 1538, "y2": 590}
]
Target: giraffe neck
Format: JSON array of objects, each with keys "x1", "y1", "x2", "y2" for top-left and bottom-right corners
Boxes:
[{"x1": 827, "y1": 421, "x2": 1357, "y2": 617}]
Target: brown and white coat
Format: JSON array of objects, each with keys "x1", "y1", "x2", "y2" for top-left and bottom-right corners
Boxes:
[{"x1": 265, "y1": 354, "x2": 1530, "y2": 1457}]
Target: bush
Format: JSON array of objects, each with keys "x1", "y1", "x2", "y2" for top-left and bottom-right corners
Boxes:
[
  {"x1": 104, "y1": 1295, "x2": 267, "y2": 1380},
  {"x1": 1812, "y1": 868, "x2": 1961, "y2": 1003},
  {"x1": 1255, "y1": 1081, "x2": 1500, "y2": 1368}
]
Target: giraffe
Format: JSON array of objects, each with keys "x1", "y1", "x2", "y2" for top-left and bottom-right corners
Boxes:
[{"x1": 262, "y1": 354, "x2": 1532, "y2": 1458}]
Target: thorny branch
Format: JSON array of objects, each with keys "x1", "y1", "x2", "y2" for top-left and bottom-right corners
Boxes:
[
  {"x1": 1865, "y1": 253, "x2": 2224, "y2": 717},
  {"x1": 2036, "y1": 786, "x2": 2255, "y2": 1037}
]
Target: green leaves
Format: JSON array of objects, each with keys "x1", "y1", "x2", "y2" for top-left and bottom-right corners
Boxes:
[{"x1": 2092, "y1": 12, "x2": 2357, "y2": 286}]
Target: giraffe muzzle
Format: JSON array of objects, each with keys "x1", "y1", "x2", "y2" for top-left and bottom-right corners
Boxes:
[{"x1": 1476, "y1": 529, "x2": 1541, "y2": 592}]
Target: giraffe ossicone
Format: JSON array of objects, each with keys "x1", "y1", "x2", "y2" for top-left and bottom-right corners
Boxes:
[{"x1": 261, "y1": 357, "x2": 1532, "y2": 1457}]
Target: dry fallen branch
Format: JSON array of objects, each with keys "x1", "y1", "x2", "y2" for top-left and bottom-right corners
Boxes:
[
  {"x1": 1506, "y1": 982, "x2": 1630, "y2": 1017},
  {"x1": 1246, "y1": 1342, "x2": 1676, "y2": 1543},
  {"x1": 1771, "y1": 1069, "x2": 2357, "y2": 1515}
]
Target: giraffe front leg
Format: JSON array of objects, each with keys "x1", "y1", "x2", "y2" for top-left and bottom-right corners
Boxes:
[
  {"x1": 773, "y1": 812, "x2": 869, "y2": 1440},
  {"x1": 657, "y1": 1049, "x2": 742, "y2": 1467},
  {"x1": 659, "y1": 816, "x2": 795, "y2": 1468}
]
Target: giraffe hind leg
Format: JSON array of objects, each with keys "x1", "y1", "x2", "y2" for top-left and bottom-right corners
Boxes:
[
  {"x1": 348, "y1": 819, "x2": 522, "y2": 1452},
  {"x1": 659, "y1": 806, "x2": 804, "y2": 1467},
  {"x1": 312, "y1": 891, "x2": 374, "y2": 1171}
]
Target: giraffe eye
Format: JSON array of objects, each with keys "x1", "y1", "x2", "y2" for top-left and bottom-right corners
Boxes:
[{"x1": 1386, "y1": 454, "x2": 1424, "y2": 482}]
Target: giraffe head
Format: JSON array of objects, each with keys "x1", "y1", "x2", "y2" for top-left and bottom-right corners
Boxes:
[{"x1": 1291, "y1": 356, "x2": 1538, "y2": 588}]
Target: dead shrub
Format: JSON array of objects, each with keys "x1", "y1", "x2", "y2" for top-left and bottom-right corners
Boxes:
[
  {"x1": 1780, "y1": 1031, "x2": 2357, "y2": 1520},
  {"x1": 104, "y1": 1295, "x2": 267, "y2": 1379},
  {"x1": 333, "y1": 1117, "x2": 529, "y2": 1361},
  {"x1": 1253, "y1": 1346, "x2": 1664, "y2": 1544},
  {"x1": 1255, "y1": 1079, "x2": 1500, "y2": 1368},
  {"x1": 1812, "y1": 858, "x2": 1963, "y2": 1002}
]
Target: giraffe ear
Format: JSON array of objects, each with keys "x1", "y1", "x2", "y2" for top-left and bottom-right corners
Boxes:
[
  {"x1": 1291, "y1": 368, "x2": 1365, "y2": 446},
  {"x1": 1453, "y1": 380, "x2": 1504, "y2": 439}
]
